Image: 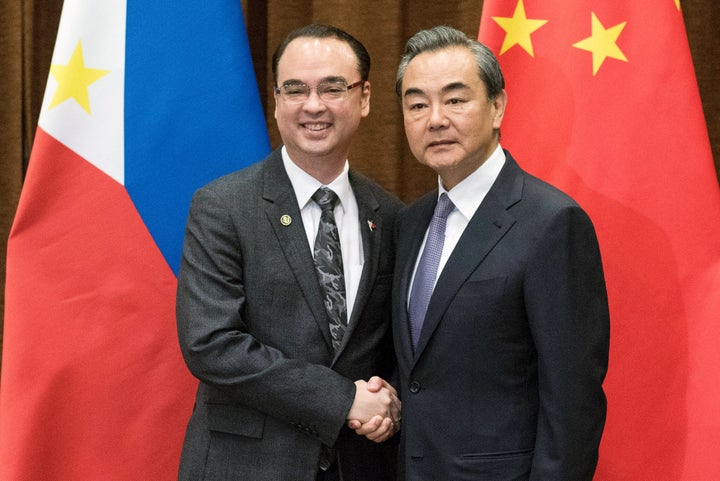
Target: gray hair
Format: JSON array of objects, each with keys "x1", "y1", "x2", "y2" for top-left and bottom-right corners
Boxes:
[{"x1": 395, "y1": 25, "x2": 504, "y2": 100}]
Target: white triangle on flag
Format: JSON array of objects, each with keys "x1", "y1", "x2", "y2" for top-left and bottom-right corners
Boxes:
[{"x1": 39, "y1": 0, "x2": 126, "y2": 186}]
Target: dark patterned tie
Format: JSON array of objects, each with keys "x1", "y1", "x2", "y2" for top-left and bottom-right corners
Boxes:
[
  {"x1": 408, "y1": 193, "x2": 455, "y2": 349},
  {"x1": 312, "y1": 187, "x2": 347, "y2": 351}
]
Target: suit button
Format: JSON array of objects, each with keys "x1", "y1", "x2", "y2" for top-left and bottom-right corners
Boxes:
[{"x1": 409, "y1": 381, "x2": 421, "y2": 393}]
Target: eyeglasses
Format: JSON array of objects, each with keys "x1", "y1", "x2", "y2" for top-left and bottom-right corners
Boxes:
[{"x1": 274, "y1": 79, "x2": 364, "y2": 103}]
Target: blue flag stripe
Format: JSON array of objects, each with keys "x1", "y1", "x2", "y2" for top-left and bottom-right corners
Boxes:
[{"x1": 124, "y1": 1, "x2": 270, "y2": 274}]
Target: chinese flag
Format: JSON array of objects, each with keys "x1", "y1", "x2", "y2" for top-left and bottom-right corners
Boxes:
[
  {"x1": 0, "y1": 0, "x2": 269, "y2": 479},
  {"x1": 479, "y1": 1, "x2": 720, "y2": 479}
]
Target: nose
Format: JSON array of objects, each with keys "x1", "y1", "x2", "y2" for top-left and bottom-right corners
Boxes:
[
  {"x1": 428, "y1": 104, "x2": 449, "y2": 130},
  {"x1": 302, "y1": 89, "x2": 327, "y2": 113}
]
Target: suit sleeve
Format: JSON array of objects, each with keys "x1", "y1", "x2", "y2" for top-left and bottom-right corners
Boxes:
[
  {"x1": 524, "y1": 204, "x2": 610, "y2": 480},
  {"x1": 176, "y1": 185, "x2": 355, "y2": 447}
]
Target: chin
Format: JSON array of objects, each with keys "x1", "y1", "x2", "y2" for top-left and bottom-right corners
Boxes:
[{"x1": 422, "y1": 156, "x2": 459, "y2": 171}]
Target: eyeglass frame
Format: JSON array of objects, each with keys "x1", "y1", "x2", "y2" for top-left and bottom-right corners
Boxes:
[{"x1": 273, "y1": 78, "x2": 365, "y2": 103}]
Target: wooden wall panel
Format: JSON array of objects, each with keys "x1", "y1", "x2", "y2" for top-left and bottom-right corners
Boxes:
[{"x1": 684, "y1": 0, "x2": 720, "y2": 182}]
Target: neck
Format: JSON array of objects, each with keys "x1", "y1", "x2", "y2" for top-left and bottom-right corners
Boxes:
[
  {"x1": 290, "y1": 151, "x2": 347, "y2": 185},
  {"x1": 440, "y1": 142, "x2": 499, "y2": 191}
]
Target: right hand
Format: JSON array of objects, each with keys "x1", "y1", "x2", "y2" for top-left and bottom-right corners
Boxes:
[{"x1": 346, "y1": 376, "x2": 401, "y2": 442}]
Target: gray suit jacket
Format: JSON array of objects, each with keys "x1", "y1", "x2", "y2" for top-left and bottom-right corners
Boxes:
[
  {"x1": 393, "y1": 151, "x2": 609, "y2": 481},
  {"x1": 177, "y1": 148, "x2": 402, "y2": 481}
]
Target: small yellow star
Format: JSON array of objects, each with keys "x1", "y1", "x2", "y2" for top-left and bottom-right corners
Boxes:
[
  {"x1": 572, "y1": 12, "x2": 628, "y2": 76},
  {"x1": 49, "y1": 41, "x2": 110, "y2": 114},
  {"x1": 675, "y1": 0, "x2": 681, "y2": 10},
  {"x1": 492, "y1": 0, "x2": 548, "y2": 57}
]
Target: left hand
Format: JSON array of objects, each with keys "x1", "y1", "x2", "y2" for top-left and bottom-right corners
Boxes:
[{"x1": 347, "y1": 376, "x2": 400, "y2": 442}]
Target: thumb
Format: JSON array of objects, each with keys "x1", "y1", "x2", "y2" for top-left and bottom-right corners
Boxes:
[{"x1": 366, "y1": 376, "x2": 383, "y2": 392}]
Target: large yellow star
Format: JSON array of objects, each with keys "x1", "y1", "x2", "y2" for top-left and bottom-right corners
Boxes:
[
  {"x1": 49, "y1": 41, "x2": 110, "y2": 114},
  {"x1": 492, "y1": 0, "x2": 548, "y2": 57},
  {"x1": 573, "y1": 12, "x2": 628, "y2": 76}
]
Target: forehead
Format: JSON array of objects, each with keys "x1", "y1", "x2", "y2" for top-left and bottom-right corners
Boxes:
[
  {"x1": 403, "y1": 46, "x2": 483, "y2": 94},
  {"x1": 277, "y1": 37, "x2": 359, "y2": 82}
]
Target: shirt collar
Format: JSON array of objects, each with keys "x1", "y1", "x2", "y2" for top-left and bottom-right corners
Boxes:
[
  {"x1": 281, "y1": 145, "x2": 352, "y2": 212},
  {"x1": 439, "y1": 144, "x2": 506, "y2": 221}
]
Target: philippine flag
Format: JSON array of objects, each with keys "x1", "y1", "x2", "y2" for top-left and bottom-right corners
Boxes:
[{"x1": 0, "y1": 1, "x2": 269, "y2": 479}]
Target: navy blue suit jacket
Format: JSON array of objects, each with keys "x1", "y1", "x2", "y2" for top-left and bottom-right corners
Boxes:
[{"x1": 393, "y1": 151, "x2": 609, "y2": 480}]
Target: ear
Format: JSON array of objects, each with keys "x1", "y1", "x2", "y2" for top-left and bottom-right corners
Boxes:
[
  {"x1": 360, "y1": 81, "x2": 371, "y2": 117},
  {"x1": 492, "y1": 89, "x2": 508, "y2": 129}
]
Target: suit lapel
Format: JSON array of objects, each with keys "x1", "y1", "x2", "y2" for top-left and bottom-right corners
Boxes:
[
  {"x1": 332, "y1": 173, "x2": 380, "y2": 360},
  {"x1": 395, "y1": 192, "x2": 437, "y2": 368},
  {"x1": 412, "y1": 155, "x2": 524, "y2": 364},
  {"x1": 262, "y1": 151, "x2": 334, "y2": 350}
]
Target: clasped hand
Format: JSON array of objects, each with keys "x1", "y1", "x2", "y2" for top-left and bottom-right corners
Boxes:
[{"x1": 346, "y1": 376, "x2": 401, "y2": 443}]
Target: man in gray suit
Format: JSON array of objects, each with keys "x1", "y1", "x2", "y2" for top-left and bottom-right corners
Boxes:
[
  {"x1": 176, "y1": 24, "x2": 403, "y2": 481},
  {"x1": 391, "y1": 26, "x2": 609, "y2": 480}
]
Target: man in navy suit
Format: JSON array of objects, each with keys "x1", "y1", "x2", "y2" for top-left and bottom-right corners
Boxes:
[
  {"x1": 391, "y1": 26, "x2": 609, "y2": 480},
  {"x1": 176, "y1": 24, "x2": 402, "y2": 481}
]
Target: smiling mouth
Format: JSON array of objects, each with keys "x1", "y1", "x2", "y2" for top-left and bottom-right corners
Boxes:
[{"x1": 302, "y1": 122, "x2": 332, "y2": 132}]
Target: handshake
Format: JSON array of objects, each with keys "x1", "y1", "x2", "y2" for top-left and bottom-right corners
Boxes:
[{"x1": 346, "y1": 376, "x2": 401, "y2": 443}]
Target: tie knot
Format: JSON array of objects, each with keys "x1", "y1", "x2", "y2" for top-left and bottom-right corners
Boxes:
[
  {"x1": 434, "y1": 193, "x2": 455, "y2": 220},
  {"x1": 312, "y1": 187, "x2": 340, "y2": 212}
]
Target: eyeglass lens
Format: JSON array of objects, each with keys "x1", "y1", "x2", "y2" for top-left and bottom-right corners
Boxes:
[{"x1": 279, "y1": 80, "x2": 358, "y2": 102}]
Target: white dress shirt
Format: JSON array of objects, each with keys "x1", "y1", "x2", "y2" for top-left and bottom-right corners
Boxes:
[
  {"x1": 408, "y1": 145, "x2": 506, "y2": 300},
  {"x1": 282, "y1": 146, "x2": 364, "y2": 322}
]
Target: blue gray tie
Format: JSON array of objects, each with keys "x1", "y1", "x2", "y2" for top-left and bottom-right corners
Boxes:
[
  {"x1": 408, "y1": 193, "x2": 455, "y2": 349},
  {"x1": 312, "y1": 187, "x2": 347, "y2": 351}
]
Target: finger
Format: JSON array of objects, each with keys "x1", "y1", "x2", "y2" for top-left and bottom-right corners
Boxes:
[
  {"x1": 364, "y1": 420, "x2": 390, "y2": 442},
  {"x1": 374, "y1": 377, "x2": 398, "y2": 396},
  {"x1": 390, "y1": 400, "x2": 401, "y2": 421},
  {"x1": 353, "y1": 415, "x2": 383, "y2": 436},
  {"x1": 365, "y1": 417, "x2": 394, "y2": 443},
  {"x1": 366, "y1": 376, "x2": 383, "y2": 392},
  {"x1": 347, "y1": 419, "x2": 362, "y2": 430}
]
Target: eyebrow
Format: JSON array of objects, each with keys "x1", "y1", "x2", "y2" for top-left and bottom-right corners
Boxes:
[
  {"x1": 403, "y1": 87, "x2": 425, "y2": 97},
  {"x1": 403, "y1": 81, "x2": 471, "y2": 98},
  {"x1": 442, "y1": 81, "x2": 471, "y2": 94},
  {"x1": 281, "y1": 76, "x2": 347, "y2": 86}
]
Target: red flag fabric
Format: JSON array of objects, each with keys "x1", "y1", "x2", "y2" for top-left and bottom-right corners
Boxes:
[
  {"x1": 0, "y1": 0, "x2": 269, "y2": 479},
  {"x1": 479, "y1": 1, "x2": 720, "y2": 479}
]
